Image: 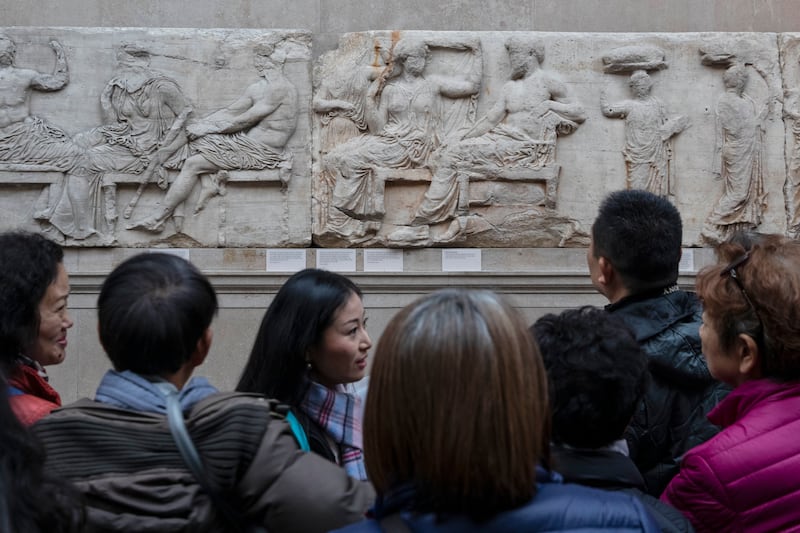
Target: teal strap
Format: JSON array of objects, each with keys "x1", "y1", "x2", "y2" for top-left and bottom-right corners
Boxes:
[{"x1": 285, "y1": 410, "x2": 311, "y2": 452}]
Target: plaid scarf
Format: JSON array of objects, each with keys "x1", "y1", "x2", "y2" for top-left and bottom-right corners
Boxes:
[{"x1": 299, "y1": 378, "x2": 367, "y2": 480}]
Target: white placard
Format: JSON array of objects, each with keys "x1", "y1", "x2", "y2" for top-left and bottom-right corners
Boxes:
[
  {"x1": 146, "y1": 248, "x2": 190, "y2": 261},
  {"x1": 442, "y1": 249, "x2": 482, "y2": 272},
  {"x1": 363, "y1": 249, "x2": 404, "y2": 272},
  {"x1": 679, "y1": 248, "x2": 695, "y2": 273},
  {"x1": 266, "y1": 249, "x2": 306, "y2": 272},
  {"x1": 316, "y1": 249, "x2": 357, "y2": 272}
]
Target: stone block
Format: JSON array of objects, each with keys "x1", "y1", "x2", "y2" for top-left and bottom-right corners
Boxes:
[
  {"x1": 312, "y1": 30, "x2": 789, "y2": 248},
  {"x1": 0, "y1": 27, "x2": 313, "y2": 247}
]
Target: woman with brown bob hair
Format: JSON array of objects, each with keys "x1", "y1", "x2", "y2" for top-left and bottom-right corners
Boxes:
[
  {"x1": 663, "y1": 233, "x2": 800, "y2": 531},
  {"x1": 334, "y1": 289, "x2": 658, "y2": 532}
]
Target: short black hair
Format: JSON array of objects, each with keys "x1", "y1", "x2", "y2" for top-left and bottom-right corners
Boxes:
[
  {"x1": 0, "y1": 231, "x2": 63, "y2": 372},
  {"x1": 591, "y1": 189, "x2": 683, "y2": 292},
  {"x1": 237, "y1": 268, "x2": 361, "y2": 405},
  {"x1": 531, "y1": 306, "x2": 649, "y2": 449},
  {"x1": 97, "y1": 253, "x2": 218, "y2": 375}
]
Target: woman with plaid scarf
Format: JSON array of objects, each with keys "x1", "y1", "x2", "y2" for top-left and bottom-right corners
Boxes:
[{"x1": 237, "y1": 269, "x2": 371, "y2": 481}]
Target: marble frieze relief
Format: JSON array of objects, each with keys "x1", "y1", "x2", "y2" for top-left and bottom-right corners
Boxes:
[
  {"x1": 0, "y1": 27, "x2": 312, "y2": 247},
  {"x1": 312, "y1": 31, "x2": 795, "y2": 248},
  {"x1": 3, "y1": 29, "x2": 800, "y2": 248}
]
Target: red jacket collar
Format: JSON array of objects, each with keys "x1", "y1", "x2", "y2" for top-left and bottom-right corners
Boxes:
[{"x1": 7, "y1": 363, "x2": 61, "y2": 405}]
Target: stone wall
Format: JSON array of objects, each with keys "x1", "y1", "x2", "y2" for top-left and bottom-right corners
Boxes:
[
  {"x1": 3, "y1": 1, "x2": 799, "y2": 401},
  {"x1": 5, "y1": 0, "x2": 800, "y2": 54}
]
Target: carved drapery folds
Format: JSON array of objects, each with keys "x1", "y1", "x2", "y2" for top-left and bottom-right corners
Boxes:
[
  {"x1": 313, "y1": 31, "x2": 588, "y2": 248},
  {"x1": 0, "y1": 28, "x2": 311, "y2": 247},
  {"x1": 3, "y1": 30, "x2": 800, "y2": 247},
  {"x1": 600, "y1": 46, "x2": 690, "y2": 198}
]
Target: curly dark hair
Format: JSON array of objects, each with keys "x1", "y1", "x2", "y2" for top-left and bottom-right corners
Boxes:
[{"x1": 532, "y1": 306, "x2": 649, "y2": 449}]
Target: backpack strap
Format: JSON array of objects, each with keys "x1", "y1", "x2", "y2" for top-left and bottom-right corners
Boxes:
[
  {"x1": 166, "y1": 392, "x2": 266, "y2": 533},
  {"x1": 284, "y1": 410, "x2": 311, "y2": 452},
  {"x1": 268, "y1": 401, "x2": 311, "y2": 453}
]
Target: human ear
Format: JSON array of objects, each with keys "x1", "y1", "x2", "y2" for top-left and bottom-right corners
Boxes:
[
  {"x1": 597, "y1": 256, "x2": 614, "y2": 287},
  {"x1": 736, "y1": 333, "x2": 762, "y2": 381},
  {"x1": 189, "y1": 327, "x2": 213, "y2": 368}
]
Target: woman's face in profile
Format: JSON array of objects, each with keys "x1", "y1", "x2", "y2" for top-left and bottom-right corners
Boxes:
[
  {"x1": 700, "y1": 310, "x2": 741, "y2": 386},
  {"x1": 309, "y1": 292, "x2": 372, "y2": 389},
  {"x1": 28, "y1": 262, "x2": 73, "y2": 366}
]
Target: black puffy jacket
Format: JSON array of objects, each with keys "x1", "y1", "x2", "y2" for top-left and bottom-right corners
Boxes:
[{"x1": 607, "y1": 286, "x2": 730, "y2": 496}]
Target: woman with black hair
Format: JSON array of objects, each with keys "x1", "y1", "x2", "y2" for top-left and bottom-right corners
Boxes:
[
  {"x1": 237, "y1": 268, "x2": 372, "y2": 480},
  {"x1": 0, "y1": 231, "x2": 73, "y2": 425}
]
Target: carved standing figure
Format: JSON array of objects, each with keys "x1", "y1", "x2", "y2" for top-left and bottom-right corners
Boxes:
[
  {"x1": 41, "y1": 43, "x2": 192, "y2": 241},
  {"x1": 701, "y1": 64, "x2": 767, "y2": 244},
  {"x1": 131, "y1": 42, "x2": 298, "y2": 233},
  {"x1": 314, "y1": 42, "x2": 384, "y2": 242},
  {"x1": 402, "y1": 36, "x2": 585, "y2": 242},
  {"x1": 0, "y1": 34, "x2": 79, "y2": 169},
  {"x1": 784, "y1": 86, "x2": 800, "y2": 237},
  {"x1": 600, "y1": 70, "x2": 689, "y2": 197},
  {"x1": 314, "y1": 46, "x2": 374, "y2": 153},
  {"x1": 322, "y1": 37, "x2": 482, "y2": 229}
]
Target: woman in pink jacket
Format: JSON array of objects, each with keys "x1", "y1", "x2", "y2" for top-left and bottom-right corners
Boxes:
[{"x1": 662, "y1": 233, "x2": 800, "y2": 532}]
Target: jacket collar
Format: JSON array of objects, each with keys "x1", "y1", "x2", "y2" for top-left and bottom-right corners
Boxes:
[
  {"x1": 605, "y1": 284, "x2": 695, "y2": 343},
  {"x1": 371, "y1": 467, "x2": 561, "y2": 520},
  {"x1": 7, "y1": 363, "x2": 60, "y2": 404},
  {"x1": 708, "y1": 378, "x2": 800, "y2": 428},
  {"x1": 551, "y1": 446, "x2": 646, "y2": 491},
  {"x1": 605, "y1": 284, "x2": 679, "y2": 313}
]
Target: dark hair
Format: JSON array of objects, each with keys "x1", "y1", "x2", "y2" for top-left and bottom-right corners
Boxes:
[
  {"x1": 0, "y1": 231, "x2": 63, "y2": 373},
  {"x1": 696, "y1": 233, "x2": 800, "y2": 380},
  {"x1": 0, "y1": 381, "x2": 83, "y2": 532},
  {"x1": 97, "y1": 253, "x2": 218, "y2": 375},
  {"x1": 532, "y1": 306, "x2": 649, "y2": 449},
  {"x1": 591, "y1": 189, "x2": 682, "y2": 292},
  {"x1": 237, "y1": 269, "x2": 362, "y2": 405},
  {"x1": 365, "y1": 289, "x2": 549, "y2": 521}
]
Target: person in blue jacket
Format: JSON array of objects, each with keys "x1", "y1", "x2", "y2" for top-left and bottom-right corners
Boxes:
[{"x1": 333, "y1": 288, "x2": 659, "y2": 532}]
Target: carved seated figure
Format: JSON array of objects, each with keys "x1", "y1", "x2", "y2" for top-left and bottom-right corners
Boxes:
[
  {"x1": 0, "y1": 35, "x2": 79, "y2": 171},
  {"x1": 322, "y1": 37, "x2": 482, "y2": 233},
  {"x1": 0, "y1": 35, "x2": 86, "y2": 237},
  {"x1": 36, "y1": 43, "x2": 192, "y2": 243},
  {"x1": 129, "y1": 42, "x2": 298, "y2": 233},
  {"x1": 389, "y1": 36, "x2": 585, "y2": 245}
]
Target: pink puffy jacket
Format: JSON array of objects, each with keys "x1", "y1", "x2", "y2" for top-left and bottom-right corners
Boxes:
[{"x1": 662, "y1": 379, "x2": 800, "y2": 532}]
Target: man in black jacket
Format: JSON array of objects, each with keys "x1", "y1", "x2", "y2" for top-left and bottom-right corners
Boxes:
[{"x1": 587, "y1": 189, "x2": 729, "y2": 496}]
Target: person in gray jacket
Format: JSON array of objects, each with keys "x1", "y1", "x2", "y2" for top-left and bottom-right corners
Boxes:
[
  {"x1": 587, "y1": 189, "x2": 729, "y2": 495},
  {"x1": 33, "y1": 252, "x2": 374, "y2": 532}
]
